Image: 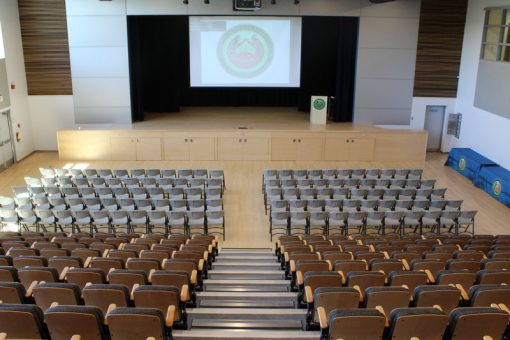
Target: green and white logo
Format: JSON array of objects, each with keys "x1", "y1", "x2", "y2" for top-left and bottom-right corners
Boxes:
[
  {"x1": 458, "y1": 157, "x2": 466, "y2": 171},
  {"x1": 492, "y1": 180, "x2": 502, "y2": 196},
  {"x1": 313, "y1": 98, "x2": 326, "y2": 111},
  {"x1": 217, "y1": 24, "x2": 274, "y2": 79}
]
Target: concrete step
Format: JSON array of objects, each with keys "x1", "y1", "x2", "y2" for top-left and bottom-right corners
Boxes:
[
  {"x1": 172, "y1": 329, "x2": 321, "y2": 340},
  {"x1": 212, "y1": 262, "x2": 281, "y2": 271},
  {"x1": 203, "y1": 279, "x2": 291, "y2": 292},
  {"x1": 197, "y1": 292, "x2": 297, "y2": 308},
  {"x1": 186, "y1": 308, "x2": 307, "y2": 322},
  {"x1": 207, "y1": 270, "x2": 285, "y2": 280},
  {"x1": 220, "y1": 248, "x2": 273, "y2": 254},
  {"x1": 216, "y1": 256, "x2": 278, "y2": 263},
  {"x1": 191, "y1": 319, "x2": 303, "y2": 330}
]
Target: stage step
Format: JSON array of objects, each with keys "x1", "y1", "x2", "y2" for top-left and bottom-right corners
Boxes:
[
  {"x1": 203, "y1": 279, "x2": 291, "y2": 292},
  {"x1": 172, "y1": 329, "x2": 321, "y2": 340},
  {"x1": 191, "y1": 319, "x2": 303, "y2": 330},
  {"x1": 207, "y1": 270, "x2": 285, "y2": 280},
  {"x1": 212, "y1": 262, "x2": 281, "y2": 270}
]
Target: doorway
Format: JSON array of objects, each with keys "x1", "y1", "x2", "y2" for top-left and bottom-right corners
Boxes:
[
  {"x1": 0, "y1": 109, "x2": 15, "y2": 172},
  {"x1": 424, "y1": 105, "x2": 446, "y2": 152}
]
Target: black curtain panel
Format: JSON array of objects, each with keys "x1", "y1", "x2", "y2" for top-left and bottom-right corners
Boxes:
[
  {"x1": 299, "y1": 16, "x2": 358, "y2": 122},
  {"x1": 127, "y1": 15, "x2": 358, "y2": 122}
]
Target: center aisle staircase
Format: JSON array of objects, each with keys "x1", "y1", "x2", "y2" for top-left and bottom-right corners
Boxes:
[{"x1": 173, "y1": 248, "x2": 320, "y2": 340}]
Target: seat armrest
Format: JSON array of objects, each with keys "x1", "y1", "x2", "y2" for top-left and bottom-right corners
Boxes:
[
  {"x1": 305, "y1": 286, "x2": 314, "y2": 304},
  {"x1": 317, "y1": 306, "x2": 328, "y2": 329},
  {"x1": 181, "y1": 284, "x2": 190, "y2": 302},
  {"x1": 165, "y1": 305, "x2": 176, "y2": 328}
]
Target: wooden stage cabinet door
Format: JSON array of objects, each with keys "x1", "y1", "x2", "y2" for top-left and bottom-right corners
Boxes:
[
  {"x1": 188, "y1": 137, "x2": 215, "y2": 160},
  {"x1": 324, "y1": 136, "x2": 375, "y2": 161},
  {"x1": 111, "y1": 137, "x2": 137, "y2": 161},
  {"x1": 164, "y1": 137, "x2": 189, "y2": 161},
  {"x1": 349, "y1": 138, "x2": 375, "y2": 161},
  {"x1": 136, "y1": 137, "x2": 162, "y2": 161},
  {"x1": 297, "y1": 136, "x2": 324, "y2": 161},
  {"x1": 217, "y1": 137, "x2": 243, "y2": 161},
  {"x1": 244, "y1": 137, "x2": 270, "y2": 161},
  {"x1": 271, "y1": 136, "x2": 297, "y2": 160}
]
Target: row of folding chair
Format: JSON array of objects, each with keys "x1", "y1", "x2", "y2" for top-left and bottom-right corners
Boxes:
[
  {"x1": 264, "y1": 178, "x2": 435, "y2": 191},
  {"x1": 268, "y1": 198, "x2": 462, "y2": 214},
  {"x1": 39, "y1": 167, "x2": 224, "y2": 181},
  {"x1": 264, "y1": 188, "x2": 448, "y2": 213},
  {"x1": 1, "y1": 197, "x2": 223, "y2": 212},
  {"x1": 11, "y1": 184, "x2": 222, "y2": 200},
  {"x1": 269, "y1": 210, "x2": 476, "y2": 240},
  {"x1": 263, "y1": 168, "x2": 423, "y2": 180},
  {"x1": 26, "y1": 176, "x2": 224, "y2": 191},
  {"x1": 0, "y1": 209, "x2": 225, "y2": 239}
]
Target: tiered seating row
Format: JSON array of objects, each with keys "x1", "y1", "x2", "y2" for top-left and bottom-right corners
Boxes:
[
  {"x1": 276, "y1": 235, "x2": 510, "y2": 339},
  {"x1": 0, "y1": 233, "x2": 216, "y2": 339}
]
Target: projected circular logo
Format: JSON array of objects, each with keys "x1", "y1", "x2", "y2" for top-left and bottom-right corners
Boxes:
[
  {"x1": 313, "y1": 98, "x2": 326, "y2": 111},
  {"x1": 459, "y1": 157, "x2": 466, "y2": 171},
  {"x1": 217, "y1": 24, "x2": 274, "y2": 78},
  {"x1": 492, "y1": 180, "x2": 502, "y2": 196}
]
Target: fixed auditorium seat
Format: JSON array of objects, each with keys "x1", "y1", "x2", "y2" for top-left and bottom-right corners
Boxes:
[
  {"x1": 387, "y1": 307, "x2": 448, "y2": 340},
  {"x1": 306, "y1": 287, "x2": 359, "y2": 328},
  {"x1": 0, "y1": 304, "x2": 49, "y2": 339},
  {"x1": 412, "y1": 285, "x2": 461, "y2": 313},
  {"x1": 45, "y1": 305, "x2": 108, "y2": 340},
  {"x1": 364, "y1": 286, "x2": 411, "y2": 320},
  {"x1": 107, "y1": 307, "x2": 169, "y2": 340},
  {"x1": 32, "y1": 282, "x2": 82, "y2": 311},
  {"x1": 445, "y1": 307, "x2": 510, "y2": 340},
  {"x1": 318, "y1": 308, "x2": 386, "y2": 340},
  {"x1": 82, "y1": 284, "x2": 131, "y2": 315},
  {"x1": 0, "y1": 281, "x2": 27, "y2": 304}
]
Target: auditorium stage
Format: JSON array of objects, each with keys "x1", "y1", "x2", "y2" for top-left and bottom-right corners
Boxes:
[
  {"x1": 135, "y1": 107, "x2": 375, "y2": 132},
  {"x1": 57, "y1": 107, "x2": 428, "y2": 162}
]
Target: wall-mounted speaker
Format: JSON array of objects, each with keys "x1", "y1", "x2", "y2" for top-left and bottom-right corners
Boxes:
[{"x1": 233, "y1": 0, "x2": 262, "y2": 11}]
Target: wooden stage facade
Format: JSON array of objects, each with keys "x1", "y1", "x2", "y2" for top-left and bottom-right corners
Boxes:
[{"x1": 57, "y1": 107, "x2": 427, "y2": 162}]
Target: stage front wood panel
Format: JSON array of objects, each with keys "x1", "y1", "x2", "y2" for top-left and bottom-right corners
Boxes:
[
  {"x1": 18, "y1": 0, "x2": 72, "y2": 95},
  {"x1": 413, "y1": 0, "x2": 468, "y2": 98},
  {"x1": 57, "y1": 129, "x2": 428, "y2": 162}
]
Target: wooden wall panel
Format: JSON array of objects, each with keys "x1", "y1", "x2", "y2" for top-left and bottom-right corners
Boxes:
[
  {"x1": 18, "y1": 0, "x2": 72, "y2": 95},
  {"x1": 413, "y1": 0, "x2": 468, "y2": 98}
]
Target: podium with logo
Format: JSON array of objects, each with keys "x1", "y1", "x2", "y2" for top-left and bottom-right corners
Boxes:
[{"x1": 310, "y1": 96, "x2": 328, "y2": 125}]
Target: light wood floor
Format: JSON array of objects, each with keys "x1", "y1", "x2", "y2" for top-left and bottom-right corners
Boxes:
[
  {"x1": 78, "y1": 107, "x2": 389, "y2": 132},
  {"x1": 1, "y1": 151, "x2": 509, "y2": 248}
]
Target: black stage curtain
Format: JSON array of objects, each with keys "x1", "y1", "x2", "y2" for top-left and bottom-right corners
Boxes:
[{"x1": 127, "y1": 16, "x2": 358, "y2": 122}]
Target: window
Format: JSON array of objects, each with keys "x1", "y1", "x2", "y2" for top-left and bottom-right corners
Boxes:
[{"x1": 481, "y1": 7, "x2": 510, "y2": 62}]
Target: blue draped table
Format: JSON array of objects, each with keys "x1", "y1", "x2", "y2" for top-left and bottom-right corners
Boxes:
[
  {"x1": 474, "y1": 166, "x2": 510, "y2": 207},
  {"x1": 445, "y1": 148, "x2": 498, "y2": 181}
]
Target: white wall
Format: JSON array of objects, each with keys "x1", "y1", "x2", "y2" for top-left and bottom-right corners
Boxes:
[
  {"x1": 28, "y1": 96, "x2": 75, "y2": 150},
  {"x1": 453, "y1": 0, "x2": 510, "y2": 169},
  {"x1": 0, "y1": 0, "x2": 34, "y2": 160},
  {"x1": 354, "y1": 0, "x2": 421, "y2": 125},
  {"x1": 66, "y1": 0, "x2": 131, "y2": 124}
]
